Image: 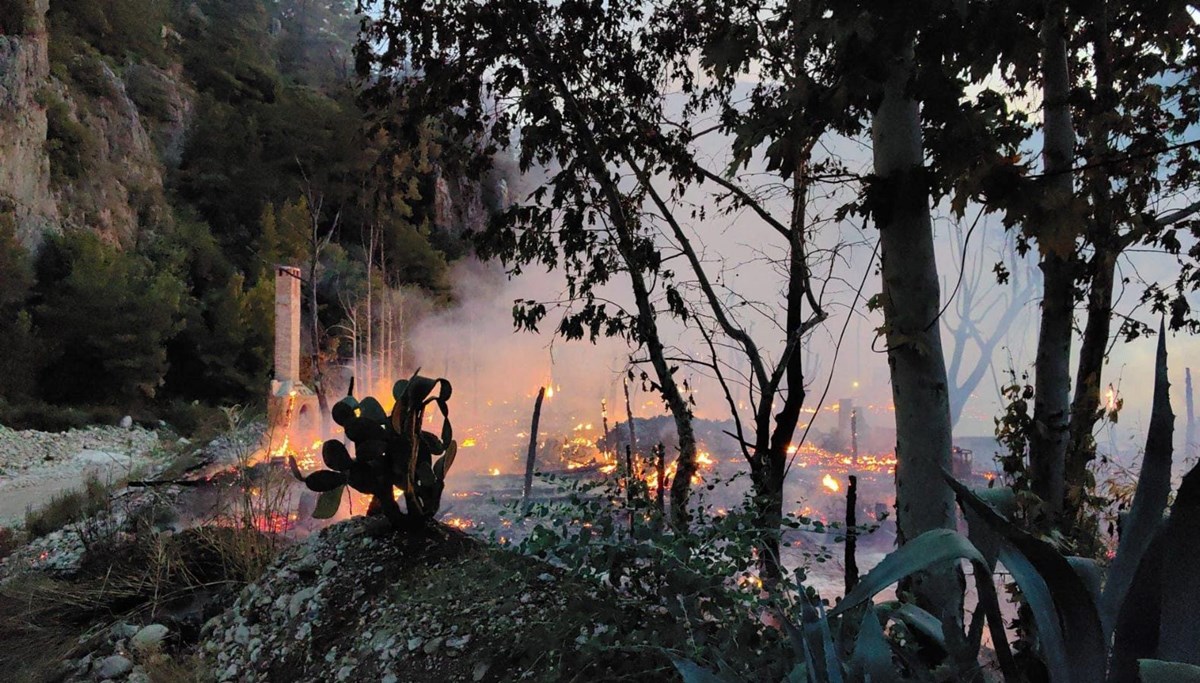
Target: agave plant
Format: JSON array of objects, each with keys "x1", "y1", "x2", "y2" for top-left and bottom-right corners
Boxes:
[
  {"x1": 288, "y1": 371, "x2": 458, "y2": 529},
  {"x1": 675, "y1": 325, "x2": 1200, "y2": 683}
]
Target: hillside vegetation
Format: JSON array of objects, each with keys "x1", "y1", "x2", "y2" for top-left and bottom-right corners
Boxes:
[{"x1": 0, "y1": 0, "x2": 474, "y2": 429}]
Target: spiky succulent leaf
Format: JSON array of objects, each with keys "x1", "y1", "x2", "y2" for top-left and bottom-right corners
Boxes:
[
  {"x1": 849, "y1": 605, "x2": 897, "y2": 683},
  {"x1": 322, "y1": 440, "x2": 353, "y2": 471},
  {"x1": 312, "y1": 485, "x2": 344, "y2": 519},
  {"x1": 946, "y1": 472, "x2": 1105, "y2": 683},
  {"x1": 304, "y1": 470, "x2": 348, "y2": 492},
  {"x1": 1138, "y1": 660, "x2": 1200, "y2": 683}
]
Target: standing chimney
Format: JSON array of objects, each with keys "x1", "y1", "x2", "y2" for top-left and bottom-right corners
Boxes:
[{"x1": 274, "y1": 265, "x2": 302, "y2": 388}]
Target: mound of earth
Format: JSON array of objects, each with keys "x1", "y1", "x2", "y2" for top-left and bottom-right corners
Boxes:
[{"x1": 200, "y1": 516, "x2": 676, "y2": 682}]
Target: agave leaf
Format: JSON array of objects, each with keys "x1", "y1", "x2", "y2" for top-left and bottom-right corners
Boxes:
[
  {"x1": 880, "y1": 602, "x2": 946, "y2": 650},
  {"x1": 312, "y1": 485, "x2": 344, "y2": 519},
  {"x1": 1066, "y1": 556, "x2": 1103, "y2": 610},
  {"x1": 1109, "y1": 526, "x2": 1166, "y2": 683},
  {"x1": 1157, "y1": 463, "x2": 1200, "y2": 666},
  {"x1": 784, "y1": 662, "x2": 809, "y2": 683},
  {"x1": 358, "y1": 396, "x2": 388, "y2": 422},
  {"x1": 304, "y1": 469, "x2": 348, "y2": 493},
  {"x1": 946, "y1": 473, "x2": 1106, "y2": 683},
  {"x1": 829, "y1": 529, "x2": 984, "y2": 619},
  {"x1": 668, "y1": 656, "x2": 731, "y2": 683},
  {"x1": 849, "y1": 605, "x2": 897, "y2": 683},
  {"x1": 321, "y1": 440, "x2": 354, "y2": 471},
  {"x1": 801, "y1": 598, "x2": 844, "y2": 683},
  {"x1": 1137, "y1": 660, "x2": 1200, "y2": 683},
  {"x1": 1103, "y1": 322, "x2": 1175, "y2": 638},
  {"x1": 783, "y1": 617, "x2": 817, "y2": 683}
]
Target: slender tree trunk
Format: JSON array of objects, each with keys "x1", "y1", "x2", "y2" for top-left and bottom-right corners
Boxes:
[
  {"x1": 623, "y1": 378, "x2": 638, "y2": 458},
  {"x1": 522, "y1": 387, "x2": 546, "y2": 509},
  {"x1": 309, "y1": 244, "x2": 329, "y2": 432},
  {"x1": 870, "y1": 41, "x2": 960, "y2": 618},
  {"x1": 1030, "y1": 0, "x2": 1077, "y2": 523},
  {"x1": 365, "y1": 225, "x2": 375, "y2": 395},
  {"x1": 1065, "y1": 248, "x2": 1116, "y2": 536},
  {"x1": 1187, "y1": 368, "x2": 1195, "y2": 456}
]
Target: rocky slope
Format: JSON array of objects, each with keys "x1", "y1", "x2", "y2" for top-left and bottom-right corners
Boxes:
[
  {"x1": 200, "y1": 517, "x2": 672, "y2": 682},
  {"x1": 0, "y1": 0, "x2": 181, "y2": 250},
  {"x1": 0, "y1": 0, "x2": 58, "y2": 245}
]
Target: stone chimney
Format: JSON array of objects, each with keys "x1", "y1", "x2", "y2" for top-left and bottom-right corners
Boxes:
[{"x1": 274, "y1": 265, "x2": 302, "y2": 387}]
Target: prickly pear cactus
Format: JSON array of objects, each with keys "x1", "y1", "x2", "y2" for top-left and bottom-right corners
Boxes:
[{"x1": 289, "y1": 370, "x2": 458, "y2": 529}]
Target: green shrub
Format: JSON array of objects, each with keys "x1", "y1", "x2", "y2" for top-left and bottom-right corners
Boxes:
[
  {"x1": 41, "y1": 93, "x2": 96, "y2": 184},
  {"x1": 66, "y1": 48, "x2": 117, "y2": 99},
  {"x1": 125, "y1": 65, "x2": 175, "y2": 121}
]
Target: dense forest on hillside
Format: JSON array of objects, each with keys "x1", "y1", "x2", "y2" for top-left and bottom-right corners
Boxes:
[{"x1": 0, "y1": 0, "x2": 486, "y2": 430}]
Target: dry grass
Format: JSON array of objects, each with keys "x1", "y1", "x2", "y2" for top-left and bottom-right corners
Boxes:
[
  {"x1": 24, "y1": 473, "x2": 112, "y2": 539},
  {"x1": 140, "y1": 652, "x2": 214, "y2": 683}
]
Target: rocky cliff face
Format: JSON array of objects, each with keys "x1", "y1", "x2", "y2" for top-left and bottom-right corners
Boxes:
[
  {"x1": 0, "y1": 0, "x2": 58, "y2": 246},
  {"x1": 0, "y1": 0, "x2": 185, "y2": 250}
]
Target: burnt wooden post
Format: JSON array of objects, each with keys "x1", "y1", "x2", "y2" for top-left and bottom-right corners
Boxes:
[
  {"x1": 844, "y1": 474, "x2": 859, "y2": 594},
  {"x1": 522, "y1": 387, "x2": 546, "y2": 510}
]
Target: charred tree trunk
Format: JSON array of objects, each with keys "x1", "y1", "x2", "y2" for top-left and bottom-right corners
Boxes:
[
  {"x1": 522, "y1": 387, "x2": 546, "y2": 509},
  {"x1": 870, "y1": 41, "x2": 960, "y2": 619},
  {"x1": 1030, "y1": 0, "x2": 1077, "y2": 524},
  {"x1": 845, "y1": 474, "x2": 859, "y2": 594}
]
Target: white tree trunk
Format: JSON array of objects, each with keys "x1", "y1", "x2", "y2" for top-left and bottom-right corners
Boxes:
[{"x1": 871, "y1": 42, "x2": 960, "y2": 618}]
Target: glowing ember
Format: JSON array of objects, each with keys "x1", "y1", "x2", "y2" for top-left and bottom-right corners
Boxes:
[
  {"x1": 444, "y1": 516, "x2": 474, "y2": 530},
  {"x1": 822, "y1": 474, "x2": 840, "y2": 493},
  {"x1": 488, "y1": 467, "x2": 501, "y2": 476}
]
